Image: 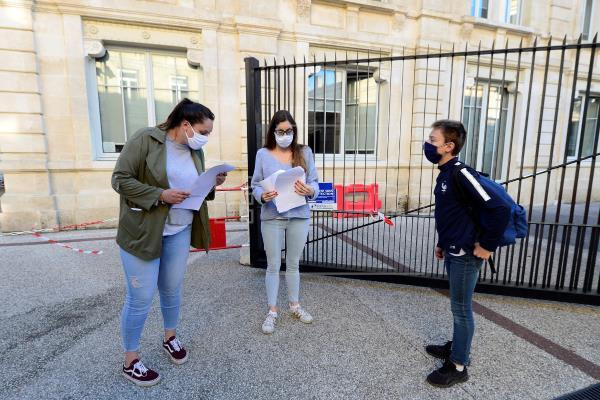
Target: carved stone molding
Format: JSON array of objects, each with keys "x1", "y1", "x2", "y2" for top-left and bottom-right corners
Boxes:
[
  {"x1": 84, "y1": 23, "x2": 99, "y2": 37},
  {"x1": 187, "y1": 48, "x2": 203, "y2": 68},
  {"x1": 84, "y1": 39, "x2": 106, "y2": 59},
  {"x1": 297, "y1": 0, "x2": 311, "y2": 18},
  {"x1": 82, "y1": 19, "x2": 202, "y2": 50},
  {"x1": 460, "y1": 22, "x2": 474, "y2": 39},
  {"x1": 392, "y1": 12, "x2": 406, "y2": 31}
]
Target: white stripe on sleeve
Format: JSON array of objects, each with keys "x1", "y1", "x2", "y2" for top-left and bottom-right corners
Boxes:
[{"x1": 460, "y1": 169, "x2": 491, "y2": 201}]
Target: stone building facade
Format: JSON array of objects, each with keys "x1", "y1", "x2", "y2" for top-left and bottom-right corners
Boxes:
[{"x1": 0, "y1": 0, "x2": 598, "y2": 231}]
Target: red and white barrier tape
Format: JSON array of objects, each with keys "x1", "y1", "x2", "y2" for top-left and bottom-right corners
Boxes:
[
  {"x1": 3, "y1": 182, "x2": 248, "y2": 237},
  {"x1": 216, "y1": 182, "x2": 249, "y2": 221},
  {"x1": 216, "y1": 182, "x2": 248, "y2": 192},
  {"x1": 31, "y1": 232, "x2": 104, "y2": 255},
  {"x1": 3, "y1": 215, "x2": 248, "y2": 255},
  {"x1": 370, "y1": 212, "x2": 395, "y2": 226}
]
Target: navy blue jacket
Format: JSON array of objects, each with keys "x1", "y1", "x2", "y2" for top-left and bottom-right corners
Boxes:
[{"x1": 434, "y1": 158, "x2": 511, "y2": 253}]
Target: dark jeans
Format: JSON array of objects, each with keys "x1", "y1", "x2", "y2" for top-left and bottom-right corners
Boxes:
[{"x1": 445, "y1": 251, "x2": 483, "y2": 365}]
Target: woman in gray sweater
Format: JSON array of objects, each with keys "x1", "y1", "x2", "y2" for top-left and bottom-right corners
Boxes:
[{"x1": 250, "y1": 110, "x2": 320, "y2": 334}]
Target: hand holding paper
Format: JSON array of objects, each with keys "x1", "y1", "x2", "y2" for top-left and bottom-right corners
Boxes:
[
  {"x1": 259, "y1": 169, "x2": 285, "y2": 193},
  {"x1": 261, "y1": 190, "x2": 278, "y2": 202},
  {"x1": 172, "y1": 163, "x2": 235, "y2": 210},
  {"x1": 160, "y1": 189, "x2": 191, "y2": 204},
  {"x1": 294, "y1": 180, "x2": 315, "y2": 197},
  {"x1": 259, "y1": 166, "x2": 307, "y2": 213}
]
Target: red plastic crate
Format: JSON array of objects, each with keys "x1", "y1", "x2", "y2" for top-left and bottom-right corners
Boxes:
[{"x1": 334, "y1": 183, "x2": 382, "y2": 218}]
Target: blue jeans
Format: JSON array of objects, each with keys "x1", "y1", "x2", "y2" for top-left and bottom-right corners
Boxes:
[
  {"x1": 120, "y1": 226, "x2": 191, "y2": 352},
  {"x1": 261, "y1": 218, "x2": 310, "y2": 307},
  {"x1": 445, "y1": 251, "x2": 483, "y2": 365}
]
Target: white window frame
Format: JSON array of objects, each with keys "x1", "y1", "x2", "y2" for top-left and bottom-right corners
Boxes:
[
  {"x1": 502, "y1": 0, "x2": 522, "y2": 25},
  {"x1": 306, "y1": 67, "x2": 346, "y2": 158},
  {"x1": 471, "y1": 0, "x2": 489, "y2": 18},
  {"x1": 462, "y1": 81, "x2": 513, "y2": 181},
  {"x1": 306, "y1": 67, "x2": 380, "y2": 162},
  {"x1": 565, "y1": 93, "x2": 600, "y2": 162},
  {"x1": 581, "y1": 0, "x2": 597, "y2": 41},
  {"x1": 470, "y1": 0, "x2": 525, "y2": 26},
  {"x1": 86, "y1": 47, "x2": 202, "y2": 161}
]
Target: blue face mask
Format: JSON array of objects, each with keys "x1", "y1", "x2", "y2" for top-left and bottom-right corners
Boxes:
[{"x1": 423, "y1": 142, "x2": 442, "y2": 164}]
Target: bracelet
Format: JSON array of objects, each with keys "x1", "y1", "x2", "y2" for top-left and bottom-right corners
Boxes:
[{"x1": 158, "y1": 191, "x2": 166, "y2": 206}]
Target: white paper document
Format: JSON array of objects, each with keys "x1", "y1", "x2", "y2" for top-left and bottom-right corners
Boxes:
[
  {"x1": 260, "y1": 166, "x2": 307, "y2": 213},
  {"x1": 172, "y1": 163, "x2": 235, "y2": 211}
]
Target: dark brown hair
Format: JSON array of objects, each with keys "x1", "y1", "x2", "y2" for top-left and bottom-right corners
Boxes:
[
  {"x1": 431, "y1": 119, "x2": 467, "y2": 155},
  {"x1": 264, "y1": 110, "x2": 307, "y2": 172},
  {"x1": 157, "y1": 98, "x2": 214, "y2": 131}
]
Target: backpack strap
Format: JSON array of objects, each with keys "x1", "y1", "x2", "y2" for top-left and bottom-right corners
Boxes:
[
  {"x1": 451, "y1": 164, "x2": 477, "y2": 225},
  {"x1": 451, "y1": 164, "x2": 497, "y2": 274},
  {"x1": 451, "y1": 164, "x2": 490, "y2": 208},
  {"x1": 451, "y1": 165, "x2": 469, "y2": 209}
]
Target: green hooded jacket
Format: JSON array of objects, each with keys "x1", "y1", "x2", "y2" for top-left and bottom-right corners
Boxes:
[{"x1": 111, "y1": 127, "x2": 213, "y2": 260}]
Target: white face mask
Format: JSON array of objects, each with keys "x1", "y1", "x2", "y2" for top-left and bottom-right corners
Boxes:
[
  {"x1": 275, "y1": 134, "x2": 293, "y2": 148},
  {"x1": 186, "y1": 127, "x2": 208, "y2": 150}
]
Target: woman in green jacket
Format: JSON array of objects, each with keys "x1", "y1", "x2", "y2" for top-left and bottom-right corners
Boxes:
[{"x1": 111, "y1": 98, "x2": 226, "y2": 387}]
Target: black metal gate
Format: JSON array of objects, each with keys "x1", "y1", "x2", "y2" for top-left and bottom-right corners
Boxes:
[{"x1": 245, "y1": 36, "x2": 600, "y2": 305}]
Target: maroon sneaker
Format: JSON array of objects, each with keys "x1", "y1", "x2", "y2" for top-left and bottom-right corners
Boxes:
[
  {"x1": 122, "y1": 359, "x2": 160, "y2": 387},
  {"x1": 163, "y1": 336, "x2": 188, "y2": 365}
]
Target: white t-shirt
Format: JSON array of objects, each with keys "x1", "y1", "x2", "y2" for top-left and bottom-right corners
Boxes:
[{"x1": 163, "y1": 138, "x2": 197, "y2": 236}]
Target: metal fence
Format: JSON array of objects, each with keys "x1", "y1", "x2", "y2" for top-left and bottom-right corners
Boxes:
[{"x1": 245, "y1": 35, "x2": 600, "y2": 305}]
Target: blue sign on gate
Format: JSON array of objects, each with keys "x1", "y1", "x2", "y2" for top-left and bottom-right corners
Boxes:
[{"x1": 309, "y1": 182, "x2": 337, "y2": 210}]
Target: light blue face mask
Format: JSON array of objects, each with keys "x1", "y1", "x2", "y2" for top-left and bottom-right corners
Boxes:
[
  {"x1": 187, "y1": 127, "x2": 208, "y2": 150},
  {"x1": 275, "y1": 134, "x2": 293, "y2": 148}
]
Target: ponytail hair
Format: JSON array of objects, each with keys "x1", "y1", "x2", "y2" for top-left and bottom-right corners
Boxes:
[{"x1": 157, "y1": 98, "x2": 215, "y2": 131}]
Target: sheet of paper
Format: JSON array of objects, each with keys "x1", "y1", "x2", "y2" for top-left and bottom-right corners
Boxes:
[
  {"x1": 172, "y1": 163, "x2": 235, "y2": 210},
  {"x1": 259, "y1": 169, "x2": 285, "y2": 193},
  {"x1": 273, "y1": 167, "x2": 307, "y2": 213}
]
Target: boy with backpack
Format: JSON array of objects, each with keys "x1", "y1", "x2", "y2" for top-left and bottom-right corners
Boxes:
[{"x1": 423, "y1": 120, "x2": 515, "y2": 388}]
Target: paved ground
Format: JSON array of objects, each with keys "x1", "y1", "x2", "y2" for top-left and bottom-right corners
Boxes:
[{"x1": 1, "y1": 224, "x2": 599, "y2": 400}]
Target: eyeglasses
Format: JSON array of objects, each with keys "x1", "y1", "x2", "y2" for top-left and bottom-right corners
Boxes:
[{"x1": 274, "y1": 129, "x2": 294, "y2": 137}]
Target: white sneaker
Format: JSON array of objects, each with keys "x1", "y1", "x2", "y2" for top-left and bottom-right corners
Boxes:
[
  {"x1": 262, "y1": 311, "x2": 277, "y2": 334},
  {"x1": 289, "y1": 305, "x2": 313, "y2": 324}
]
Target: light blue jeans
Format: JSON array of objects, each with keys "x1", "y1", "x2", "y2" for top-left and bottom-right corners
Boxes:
[
  {"x1": 120, "y1": 226, "x2": 191, "y2": 352},
  {"x1": 261, "y1": 218, "x2": 310, "y2": 307}
]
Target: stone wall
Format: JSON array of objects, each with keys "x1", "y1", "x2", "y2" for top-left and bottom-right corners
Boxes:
[{"x1": 0, "y1": 0, "x2": 597, "y2": 231}]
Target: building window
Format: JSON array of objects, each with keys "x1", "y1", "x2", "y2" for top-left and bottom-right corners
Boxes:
[
  {"x1": 307, "y1": 68, "x2": 378, "y2": 155},
  {"x1": 89, "y1": 48, "x2": 202, "y2": 157},
  {"x1": 566, "y1": 96, "x2": 599, "y2": 159},
  {"x1": 582, "y1": 0, "x2": 596, "y2": 40},
  {"x1": 462, "y1": 82, "x2": 510, "y2": 180},
  {"x1": 151, "y1": 54, "x2": 198, "y2": 125},
  {"x1": 471, "y1": 0, "x2": 489, "y2": 18},
  {"x1": 470, "y1": 0, "x2": 524, "y2": 25},
  {"x1": 503, "y1": 0, "x2": 521, "y2": 24},
  {"x1": 307, "y1": 69, "x2": 342, "y2": 154}
]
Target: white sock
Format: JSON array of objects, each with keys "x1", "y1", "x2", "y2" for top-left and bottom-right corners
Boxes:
[
  {"x1": 454, "y1": 363, "x2": 464, "y2": 372},
  {"x1": 268, "y1": 310, "x2": 278, "y2": 317}
]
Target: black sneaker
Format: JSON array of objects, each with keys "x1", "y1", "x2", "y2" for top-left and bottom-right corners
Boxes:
[
  {"x1": 163, "y1": 336, "x2": 188, "y2": 365},
  {"x1": 122, "y1": 359, "x2": 160, "y2": 387},
  {"x1": 426, "y1": 359, "x2": 469, "y2": 388},
  {"x1": 425, "y1": 340, "x2": 452, "y2": 360}
]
